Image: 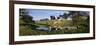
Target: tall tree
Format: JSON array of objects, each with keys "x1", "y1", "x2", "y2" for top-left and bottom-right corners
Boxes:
[
  {"x1": 19, "y1": 9, "x2": 33, "y2": 24},
  {"x1": 68, "y1": 11, "x2": 77, "y2": 25}
]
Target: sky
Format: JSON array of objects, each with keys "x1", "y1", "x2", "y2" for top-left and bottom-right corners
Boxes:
[
  {"x1": 22, "y1": 9, "x2": 89, "y2": 21},
  {"x1": 26, "y1": 9, "x2": 70, "y2": 21}
]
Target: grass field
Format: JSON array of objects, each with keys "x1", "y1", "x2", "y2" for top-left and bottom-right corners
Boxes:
[{"x1": 19, "y1": 18, "x2": 89, "y2": 36}]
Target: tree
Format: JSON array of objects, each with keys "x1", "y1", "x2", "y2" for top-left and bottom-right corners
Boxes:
[
  {"x1": 50, "y1": 16, "x2": 56, "y2": 20},
  {"x1": 70, "y1": 11, "x2": 89, "y2": 33},
  {"x1": 68, "y1": 11, "x2": 77, "y2": 25},
  {"x1": 62, "y1": 13, "x2": 69, "y2": 19},
  {"x1": 21, "y1": 15, "x2": 33, "y2": 23},
  {"x1": 72, "y1": 11, "x2": 79, "y2": 26},
  {"x1": 19, "y1": 9, "x2": 28, "y2": 17},
  {"x1": 57, "y1": 17, "x2": 60, "y2": 19},
  {"x1": 19, "y1": 9, "x2": 33, "y2": 24},
  {"x1": 59, "y1": 15, "x2": 63, "y2": 17}
]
